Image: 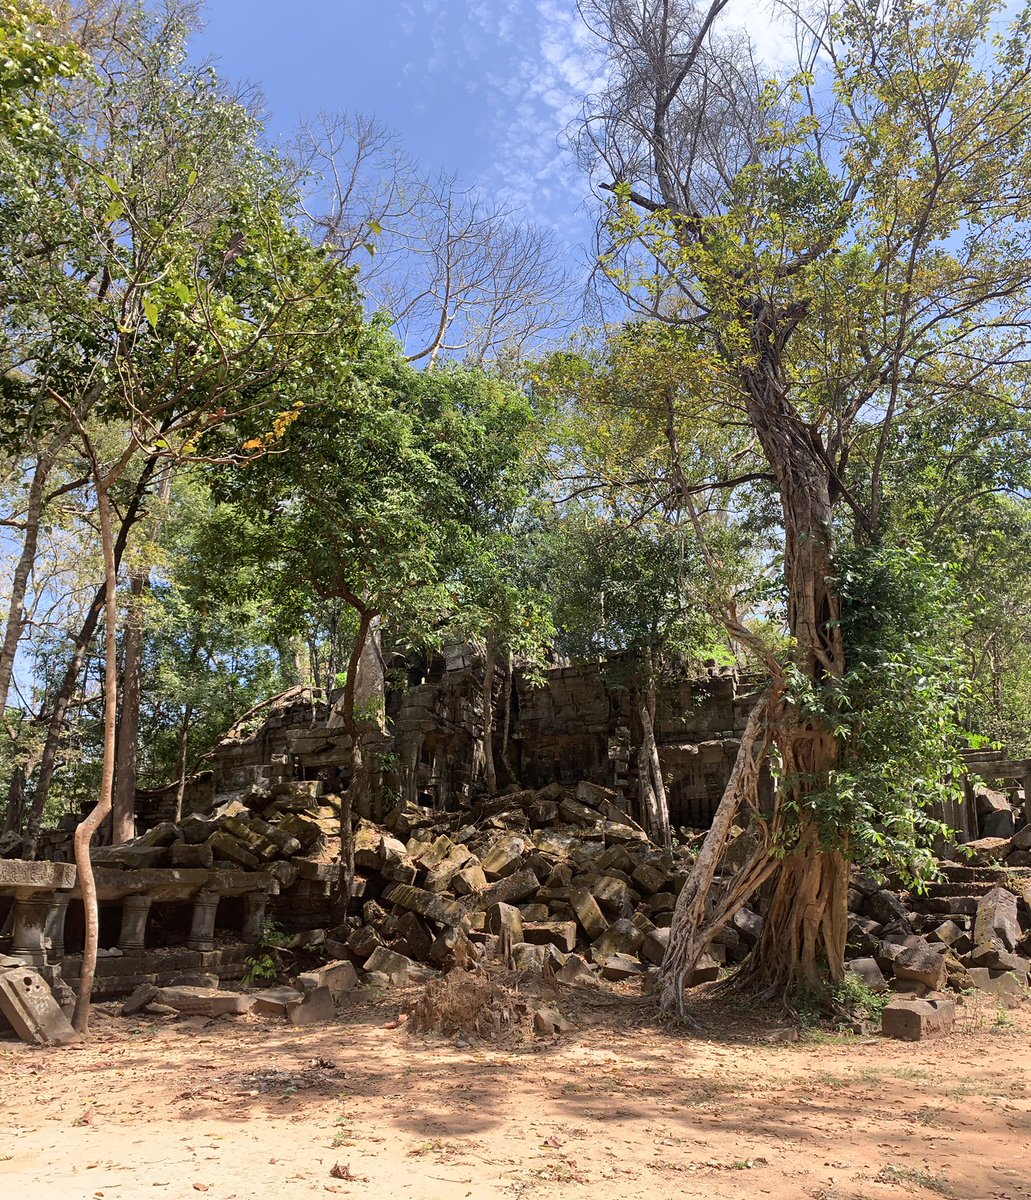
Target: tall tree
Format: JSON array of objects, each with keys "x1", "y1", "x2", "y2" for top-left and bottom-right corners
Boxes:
[{"x1": 574, "y1": 0, "x2": 1031, "y2": 1008}]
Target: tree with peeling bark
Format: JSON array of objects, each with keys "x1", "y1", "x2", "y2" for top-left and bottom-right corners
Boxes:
[{"x1": 573, "y1": 0, "x2": 1031, "y2": 1008}]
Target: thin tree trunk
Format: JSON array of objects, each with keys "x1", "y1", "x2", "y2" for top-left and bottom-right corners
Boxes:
[
  {"x1": 0, "y1": 430, "x2": 73, "y2": 724},
  {"x1": 24, "y1": 455, "x2": 159, "y2": 853},
  {"x1": 639, "y1": 696, "x2": 671, "y2": 850},
  {"x1": 111, "y1": 572, "x2": 145, "y2": 844},
  {"x1": 172, "y1": 704, "x2": 193, "y2": 823},
  {"x1": 500, "y1": 648, "x2": 515, "y2": 781},
  {"x1": 659, "y1": 694, "x2": 778, "y2": 1014},
  {"x1": 331, "y1": 607, "x2": 373, "y2": 914},
  {"x1": 72, "y1": 481, "x2": 119, "y2": 1034},
  {"x1": 482, "y1": 642, "x2": 497, "y2": 795},
  {"x1": 1, "y1": 766, "x2": 25, "y2": 838}
]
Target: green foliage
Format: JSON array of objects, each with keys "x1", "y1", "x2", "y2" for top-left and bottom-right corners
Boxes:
[
  {"x1": 242, "y1": 918, "x2": 286, "y2": 985},
  {"x1": 789, "y1": 546, "x2": 972, "y2": 884}
]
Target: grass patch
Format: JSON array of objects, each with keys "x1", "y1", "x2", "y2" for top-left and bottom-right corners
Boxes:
[{"x1": 875, "y1": 1163, "x2": 952, "y2": 1195}]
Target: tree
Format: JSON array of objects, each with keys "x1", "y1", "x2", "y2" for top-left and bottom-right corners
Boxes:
[
  {"x1": 0, "y1": 0, "x2": 368, "y2": 1032},
  {"x1": 209, "y1": 340, "x2": 544, "y2": 901},
  {"x1": 573, "y1": 0, "x2": 1031, "y2": 1009},
  {"x1": 296, "y1": 111, "x2": 569, "y2": 365}
]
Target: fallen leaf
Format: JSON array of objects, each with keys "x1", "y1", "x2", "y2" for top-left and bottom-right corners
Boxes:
[
  {"x1": 330, "y1": 1163, "x2": 367, "y2": 1181},
  {"x1": 193, "y1": 1186, "x2": 209, "y2": 1192},
  {"x1": 382, "y1": 1014, "x2": 408, "y2": 1030},
  {"x1": 543, "y1": 1135, "x2": 565, "y2": 1149}
]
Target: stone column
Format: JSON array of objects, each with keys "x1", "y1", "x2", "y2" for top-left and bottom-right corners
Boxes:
[
  {"x1": 241, "y1": 891, "x2": 268, "y2": 944},
  {"x1": 186, "y1": 889, "x2": 220, "y2": 952},
  {"x1": 44, "y1": 893, "x2": 72, "y2": 961},
  {"x1": 118, "y1": 894, "x2": 153, "y2": 954},
  {"x1": 10, "y1": 891, "x2": 52, "y2": 967}
]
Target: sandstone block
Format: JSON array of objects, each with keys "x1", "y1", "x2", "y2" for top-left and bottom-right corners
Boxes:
[
  {"x1": 974, "y1": 886, "x2": 1021, "y2": 953},
  {"x1": 0, "y1": 967, "x2": 80, "y2": 1046},
  {"x1": 287, "y1": 985, "x2": 335, "y2": 1025},
  {"x1": 882, "y1": 997, "x2": 955, "y2": 1041}
]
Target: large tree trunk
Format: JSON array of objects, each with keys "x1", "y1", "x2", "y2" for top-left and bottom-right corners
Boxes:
[
  {"x1": 172, "y1": 703, "x2": 193, "y2": 823},
  {"x1": 23, "y1": 455, "x2": 159, "y2": 854},
  {"x1": 72, "y1": 480, "x2": 119, "y2": 1034},
  {"x1": 737, "y1": 320, "x2": 848, "y2": 996}
]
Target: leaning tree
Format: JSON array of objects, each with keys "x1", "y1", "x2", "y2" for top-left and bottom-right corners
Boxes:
[{"x1": 573, "y1": 0, "x2": 1031, "y2": 1009}]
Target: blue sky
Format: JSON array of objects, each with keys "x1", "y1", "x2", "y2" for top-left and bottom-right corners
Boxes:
[{"x1": 193, "y1": 1, "x2": 605, "y2": 253}]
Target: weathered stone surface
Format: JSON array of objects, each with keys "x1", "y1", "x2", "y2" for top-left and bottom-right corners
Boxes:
[
  {"x1": 522, "y1": 921, "x2": 577, "y2": 953},
  {"x1": 638, "y1": 925, "x2": 669, "y2": 966},
  {"x1": 685, "y1": 955, "x2": 721, "y2": 985},
  {"x1": 480, "y1": 835, "x2": 528, "y2": 880},
  {"x1": 569, "y1": 887, "x2": 608, "y2": 940},
  {"x1": 91, "y1": 844, "x2": 168, "y2": 869},
  {"x1": 590, "y1": 918, "x2": 643, "y2": 961},
  {"x1": 974, "y1": 886, "x2": 1021, "y2": 953},
  {"x1": 929, "y1": 920, "x2": 973, "y2": 956},
  {"x1": 251, "y1": 986, "x2": 304, "y2": 1016},
  {"x1": 633, "y1": 859, "x2": 672, "y2": 897},
  {"x1": 451, "y1": 864, "x2": 488, "y2": 896},
  {"x1": 732, "y1": 907, "x2": 764, "y2": 946},
  {"x1": 154, "y1": 985, "x2": 254, "y2": 1016},
  {"x1": 384, "y1": 883, "x2": 466, "y2": 927},
  {"x1": 362, "y1": 946, "x2": 418, "y2": 985},
  {"x1": 965, "y1": 941, "x2": 1029, "y2": 973},
  {"x1": 169, "y1": 841, "x2": 214, "y2": 869},
  {"x1": 555, "y1": 954, "x2": 596, "y2": 985},
  {"x1": 533, "y1": 1005, "x2": 572, "y2": 1035},
  {"x1": 120, "y1": 982, "x2": 159, "y2": 1016},
  {"x1": 205, "y1": 831, "x2": 259, "y2": 871},
  {"x1": 893, "y1": 945, "x2": 947, "y2": 991},
  {"x1": 588, "y1": 874, "x2": 635, "y2": 915},
  {"x1": 286, "y1": 985, "x2": 335, "y2": 1025},
  {"x1": 598, "y1": 952, "x2": 645, "y2": 981},
  {"x1": 865, "y1": 888, "x2": 910, "y2": 926},
  {"x1": 963, "y1": 837, "x2": 1012, "y2": 866},
  {"x1": 471, "y1": 868, "x2": 540, "y2": 911},
  {"x1": 294, "y1": 960, "x2": 359, "y2": 1001},
  {"x1": 0, "y1": 966, "x2": 80, "y2": 1045},
  {"x1": 966, "y1": 967, "x2": 1027, "y2": 997},
  {"x1": 882, "y1": 998, "x2": 956, "y2": 1041},
  {"x1": 847, "y1": 957, "x2": 888, "y2": 993},
  {"x1": 485, "y1": 902, "x2": 524, "y2": 944},
  {"x1": 0, "y1": 860, "x2": 76, "y2": 890}
]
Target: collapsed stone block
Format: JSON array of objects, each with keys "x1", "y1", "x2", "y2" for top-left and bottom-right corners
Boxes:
[
  {"x1": 893, "y1": 944, "x2": 946, "y2": 991},
  {"x1": 881, "y1": 997, "x2": 955, "y2": 1041},
  {"x1": 0, "y1": 967, "x2": 80, "y2": 1045},
  {"x1": 974, "y1": 887, "x2": 1021, "y2": 953},
  {"x1": 294, "y1": 960, "x2": 359, "y2": 1002},
  {"x1": 286, "y1": 985, "x2": 335, "y2": 1025}
]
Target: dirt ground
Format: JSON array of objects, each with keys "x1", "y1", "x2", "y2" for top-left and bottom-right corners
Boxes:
[{"x1": 1, "y1": 978, "x2": 1028, "y2": 1200}]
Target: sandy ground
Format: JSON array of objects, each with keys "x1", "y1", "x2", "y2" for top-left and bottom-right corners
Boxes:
[{"x1": 1, "y1": 979, "x2": 1028, "y2": 1200}]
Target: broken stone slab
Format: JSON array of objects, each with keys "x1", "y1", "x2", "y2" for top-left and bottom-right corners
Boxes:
[
  {"x1": 533, "y1": 1005, "x2": 572, "y2": 1036},
  {"x1": 521, "y1": 920, "x2": 577, "y2": 953},
  {"x1": 685, "y1": 955, "x2": 721, "y2": 986},
  {"x1": 451, "y1": 863, "x2": 488, "y2": 896},
  {"x1": 846, "y1": 957, "x2": 889, "y2": 993},
  {"x1": 362, "y1": 946, "x2": 420, "y2": 986},
  {"x1": 470, "y1": 868, "x2": 540, "y2": 911},
  {"x1": 286, "y1": 985, "x2": 335, "y2": 1026},
  {"x1": 155, "y1": 986, "x2": 255, "y2": 1016},
  {"x1": 558, "y1": 797, "x2": 600, "y2": 826},
  {"x1": 640, "y1": 927, "x2": 670, "y2": 967},
  {"x1": 598, "y1": 952, "x2": 645, "y2": 981},
  {"x1": 974, "y1": 886, "x2": 1021, "y2": 953},
  {"x1": 383, "y1": 883, "x2": 466, "y2": 928},
  {"x1": 169, "y1": 841, "x2": 215, "y2": 869},
  {"x1": 929, "y1": 919, "x2": 973, "y2": 956},
  {"x1": 962, "y1": 837, "x2": 1013, "y2": 866},
  {"x1": 881, "y1": 997, "x2": 956, "y2": 1041},
  {"x1": 293, "y1": 960, "x2": 359, "y2": 1002},
  {"x1": 485, "y1": 902, "x2": 524, "y2": 944},
  {"x1": 587, "y1": 873, "x2": 636, "y2": 915},
  {"x1": 569, "y1": 887, "x2": 608, "y2": 940},
  {"x1": 893, "y1": 944, "x2": 947, "y2": 990},
  {"x1": 479, "y1": 834, "x2": 529, "y2": 880},
  {"x1": 251, "y1": 986, "x2": 306, "y2": 1016},
  {"x1": 965, "y1": 941, "x2": 1029, "y2": 973},
  {"x1": 966, "y1": 967, "x2": 1028, "y2": 997},
  {"x1": 864, "y1": 888, "x2": 910, "y2": 926},
  {"x1": 90, "y1": 844, "x2": 168, "y2": 870},
  {"x1": 555, "y1": 954, "x2": 596, "y2": 985},
  {"x1": 631, "y1": 860, "x2": 670, "y2": 895},
  {"x1": 0, "y1": 966, "x2": 80, "y2": 1046},
  {"x1": 591, "y1": 918, "x2": 644, "y2": 961},
  {"x1": 205, "y1": 831, "x2": 259, "y2": 871}
]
